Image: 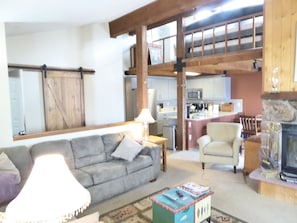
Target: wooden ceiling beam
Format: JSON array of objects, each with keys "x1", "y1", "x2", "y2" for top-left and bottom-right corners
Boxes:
[
  {"x1": 109, "y1": 0, "x2": 224, "y2": 38},
  {"x1": 184, "y1": 48, "x2": 262, "y2": 67},
  {"x1": 126, "y1": 49, "x2": 262, "y2": 76}
]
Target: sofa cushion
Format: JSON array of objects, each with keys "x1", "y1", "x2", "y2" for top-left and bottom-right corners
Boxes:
[
  {"x1": 0, "y1": 173, "x2": 20, "y2": 205},
  {"x1": 0, "y1": 146, "x2": 33, "y2": 184},
  {"x1": 125, "y1": 155, "x2": 153, "y2": 174},
  {"x1": 102, "y1": 132, "x2": 125, "y2": 161},
  {"x1": 0, "y1": 153, "x2": 21, "y2": 204},
  {"x1": 111, "y1": 135, "x2": 144, "y2": 162},
  {"x1": 30, "y1": 140, "x2": 75, "y2": 169},
  {"x1": 80, "y1": 161, "x2": 126, "y2": 185},
  {"x1": 71, "y1": 135, "x2": 106, "y2": 168},
  {"x1": 71, "y1": 169, "x2": 94, "y2": 188}
]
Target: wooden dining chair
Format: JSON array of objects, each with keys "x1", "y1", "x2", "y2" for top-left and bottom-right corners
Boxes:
[{"x1": 239, "y1": 115, "x2": 260, "y2": 138}]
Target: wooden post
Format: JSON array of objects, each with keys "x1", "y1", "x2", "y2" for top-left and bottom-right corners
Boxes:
[
  {"x1": 176, "y1": 16, "x2": 186, "y2": 150},
  {"x1": 135, "y1": 25, "x2": 148, "y2": 114}
]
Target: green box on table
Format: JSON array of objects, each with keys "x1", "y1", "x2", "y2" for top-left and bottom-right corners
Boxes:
[{"x1": 151, "y1": 187, "x2": 212, "y2": 223}]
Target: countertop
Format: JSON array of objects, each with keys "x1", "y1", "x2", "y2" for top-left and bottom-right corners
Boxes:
[
  {"x1": 187, "y1": 111, "x2": 238, "y2": 121},
  {"x1": 158, "y1": 111, "x2": 237, "y2": 122}
]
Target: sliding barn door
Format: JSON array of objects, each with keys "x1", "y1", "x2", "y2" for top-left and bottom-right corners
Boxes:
[{"x1": 43, "y1": 71, "x2": 85, "y2": 131}]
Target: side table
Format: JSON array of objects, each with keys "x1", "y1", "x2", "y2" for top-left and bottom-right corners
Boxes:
[
  {"x1": 243, "y1": 135, "x2": 261, "y2": 175},
  {"x1": 145, "y1": 135, "x2": 167, "y2": 172}
]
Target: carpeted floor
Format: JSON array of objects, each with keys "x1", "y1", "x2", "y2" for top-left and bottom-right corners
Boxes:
[
  {"x1": 100, "y1": 188, "x2": 246, "y2": 223},
  {"x1": 82, "y1": 148, "x2": 297, "y2": 223}
]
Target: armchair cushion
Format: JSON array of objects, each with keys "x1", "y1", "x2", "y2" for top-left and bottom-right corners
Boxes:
[{"x1": 203, "y1": 142, "x2": 233, "y2": 157}]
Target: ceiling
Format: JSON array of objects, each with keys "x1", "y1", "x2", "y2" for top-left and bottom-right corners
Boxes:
[{"x1": 1, "y1": 0, "x2": 156, "y2": 36}]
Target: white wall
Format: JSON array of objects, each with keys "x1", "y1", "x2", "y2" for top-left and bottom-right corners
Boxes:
[
  {"x1": 1, "y1": 22, "x2": 132, "y2": 147},
  {"x1": 0, "y1": 23, "x2": 13, "y2": 146}
]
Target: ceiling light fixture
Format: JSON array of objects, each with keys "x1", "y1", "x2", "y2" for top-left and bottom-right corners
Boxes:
[{"x1": 173, "y1": 71, "x2": 200, "y2": 76}]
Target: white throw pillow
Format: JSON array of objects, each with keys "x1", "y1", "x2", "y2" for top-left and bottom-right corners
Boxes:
[{"x1": 111, "y1": 135, "x2": 144, "y2": 162}]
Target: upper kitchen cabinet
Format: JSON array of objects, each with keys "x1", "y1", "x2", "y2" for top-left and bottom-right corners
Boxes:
[
  {"x1": 150, "y1": 77, "x2": 177, "y2": 101},
  {"x1": 127, "y1": 76, "x2": 177, "y2": 101},
  {"x1": 187, "y1": 76, "x2": 231, "y2": 101}
]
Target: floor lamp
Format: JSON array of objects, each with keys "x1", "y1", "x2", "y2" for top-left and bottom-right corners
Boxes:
[{"x1": 3, "y1": 154, "x2": 91, "y2": 223}]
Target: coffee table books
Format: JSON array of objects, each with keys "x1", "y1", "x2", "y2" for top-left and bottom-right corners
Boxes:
[{"x1": 177, "y1": 182, "x2": 210, "y2": 198}]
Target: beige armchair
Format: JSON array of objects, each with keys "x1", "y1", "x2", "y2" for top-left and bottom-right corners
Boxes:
[{"x1": 197, "y1": 122, "x2": 242, "y2": 173}]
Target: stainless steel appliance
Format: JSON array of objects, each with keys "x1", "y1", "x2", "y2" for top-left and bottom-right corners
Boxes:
[
  {"x1": 163, "y1": 125, "x2": 176, "y2": 151},
  {"x1": 125, "y1": 84, "x2": 158, "y2": 135},
  {"x1": 187, "y1": 88, "x2": 203, "y2": 101}
]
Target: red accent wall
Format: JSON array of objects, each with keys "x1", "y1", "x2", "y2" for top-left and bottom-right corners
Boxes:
[{"x1": 229, "y1": 72, "x2": 262, "y2": 116}]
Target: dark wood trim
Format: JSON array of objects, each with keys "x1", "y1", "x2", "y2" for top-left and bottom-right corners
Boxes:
[
  {"x1": 136, "y1": 25, "x2": 149, "y2": 114},
  {"x1": 262, "y1": 92, "x2": 297, "y2": 100},
  {"x1": 126, "y1": 49, "x2": 262, "y2": 77},
  {"x1": 8, "y1": 63, "x2": 95, "y2": 74},
  {"x1": 13, "y1": 121, "x2": 138, "y2": 141},
  {"x1": 176, "y1": 16, "x2": 186, "y2": 150}
]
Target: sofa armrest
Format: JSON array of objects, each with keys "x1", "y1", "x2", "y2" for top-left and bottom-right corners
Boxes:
[
  {"x1": 197, "y1": 135, "x2": 211, "y2": 149},
  {"x1": 140, "y1": 142, "x2": 161, "y2": 177},
  {"x1": 140, "y1": 142, "x2": 161, "y2": 161}
]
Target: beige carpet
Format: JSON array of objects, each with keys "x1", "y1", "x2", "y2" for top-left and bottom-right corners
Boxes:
[
  {"x1": 100, "y1": 188, "x2": 246, "y2": 223},
  {"x1": 82, "y1": 149, "x2": 297, "y2": 223}
]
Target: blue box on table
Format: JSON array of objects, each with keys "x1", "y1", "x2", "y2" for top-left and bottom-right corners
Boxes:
[
  {"x1": 151, "y1": 186, "x2": 213, "y2": 223},
  {"x1": 151, "y1": 188, "x2": 195, "y2": 223}
]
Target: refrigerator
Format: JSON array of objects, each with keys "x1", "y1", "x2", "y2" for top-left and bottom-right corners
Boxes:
[{"x1": 125, "y1": 80, "x2": 158, "y2": 135}]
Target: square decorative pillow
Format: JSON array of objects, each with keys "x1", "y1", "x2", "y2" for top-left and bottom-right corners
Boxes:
[
  {"x1": 111, "y1": 135, "x2": 144, "y2": 162},
  {"x1": 0, "y1": 152, "x2": 22, "y2": 204}
]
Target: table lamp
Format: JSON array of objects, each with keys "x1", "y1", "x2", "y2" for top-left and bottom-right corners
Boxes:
[
  {"x1": 3, "y1": 154, "x2": 91, "y2": 223},
  {"x1": 135, "y1": 108, "x2": 155, "y2": 140}
]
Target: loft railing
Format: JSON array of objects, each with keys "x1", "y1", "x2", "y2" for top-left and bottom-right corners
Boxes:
[
  {"x1": 129, "y1": 12, "x2": 263, "y2": 68},
  {"x1": 184, "y1": 12, "x2": 263, "y2": 58}
]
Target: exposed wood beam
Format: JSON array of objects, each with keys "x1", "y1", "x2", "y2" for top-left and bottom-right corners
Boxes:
[
  {"x1": 109, "y1": 0, "x2": 224, "y2": 37},
  {"x1": 126, "y1": 49, "x2": 262, "y2": 77},
  {"x1": 184, "y1": 48, "x2": 262, "y2": 67},
  {"x1": 176, "y1": 16, "x2": 186, "y2": 151},
  {"x1": 136, "y1": 25, "x2": 148, "y2": 114}
]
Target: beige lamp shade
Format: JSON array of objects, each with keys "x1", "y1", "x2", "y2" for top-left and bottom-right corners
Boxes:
[
  {"x1": 4, "y1": 154, "x2": 91, "y2": 223},
  {"x1": 135, "y1": 108, "x2": 155, "y2": 123},
  {"x1": 135, "y1": 108, "x2": 155, "y2": 140}
]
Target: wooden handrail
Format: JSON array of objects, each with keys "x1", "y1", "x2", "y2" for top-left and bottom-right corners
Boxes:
[
  {"x1": 129, "y1": 12, "x2": 263, "y2": 69},
  {"x1": 184, "y1": 12, "x2": 263, "y2": 58}
]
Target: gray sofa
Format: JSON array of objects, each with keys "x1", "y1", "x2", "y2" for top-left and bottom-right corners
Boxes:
[{"x1": 0, "y1": 131, "x2": 161, "y2": 209}]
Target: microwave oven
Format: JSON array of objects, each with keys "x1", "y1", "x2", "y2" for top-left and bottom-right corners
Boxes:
[{"x1": 187, "y1": 88, "x2": 203, "y2": 100}]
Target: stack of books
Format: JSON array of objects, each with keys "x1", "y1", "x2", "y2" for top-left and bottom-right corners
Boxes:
[{"x1": 177, "y1": 182, "x2": 210, "y2": 198}]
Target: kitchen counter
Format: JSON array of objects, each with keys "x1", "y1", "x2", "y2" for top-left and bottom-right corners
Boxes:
[
  {"x1": 162, "y1": 112, "x2": 238, "y2": 121},
  {"x1": 186, "y1": 112, "x2": 238, "y2": 149},
  {"x1": 187, "y1": 111, "x2": 238, "y2": 121}
]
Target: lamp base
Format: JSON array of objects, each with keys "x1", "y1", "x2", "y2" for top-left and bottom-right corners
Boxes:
[{"x1": 143, "y1": 122, "x2": 149, "y2": 141}]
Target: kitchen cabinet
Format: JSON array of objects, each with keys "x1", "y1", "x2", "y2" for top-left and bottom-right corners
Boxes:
[
  {"x1": 168, "y1": 78, "x2": 177, "y2": 100},
  {"x1": 130, "y1": 76, "x2": 177, "y2": 101},
  {"x1": 151, "y1": 77, "x2": 176, "y2": 101},
  {"x1": 186, "y1": 76, "x2": 231, "y2": 101}
]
